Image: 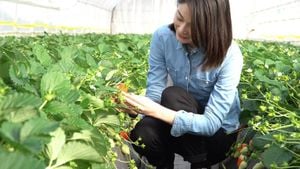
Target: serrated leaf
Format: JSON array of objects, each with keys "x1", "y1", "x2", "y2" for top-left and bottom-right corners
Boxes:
[
  {"x1": 70, "y1": 130, "x2": 108, "y2": 157},
  {"x1": 40, "y1": 71, "x2": 71, "y2": 97},
  {"x1": 253, "y1": 133, "x2": 274, "y2": 150},
  {"x1": 91, "y1": 163, "x2": 115, "y2": 169},
  {"x1": 90, "y1": 130, "x2": 109, "y2": 156},
  {"x1": 254, "y1": 70, "x2": 282, "y2": 88},
  {"x1": 265, "y1": 59, "x2": 275, "y2": 66},
  {"x1": 117, "y1": 42, "x2": 128, "y2": 52},
  {"x1": 20, "y1": 117, "x2": 59, "y2": 142},
  {"x1": 59, "y1": 46, "x2": 77, "y2": 59},
  {"x1": 53, "y1": 142, "x2": 104, "y2": 167},
  {"x1": 253, "y1": 59, "x2": 264, "y2": 66},
  {"x1": 0, "y1": 93, "x2": 42, "y2": 111},
  {"x1": 105, "y1": 70, "x2": 117, "y2": 81},
  {"x1": 23, "y1": 83, "x2": 39, "y2": 95},
  {"x1": 84, "y1": 94, "x2": 104, "y2": 109},
  {"x1": 0, "y1": 151, "x2": 45, "y2": 169},
  {"x1": 94, "y1": 114, "x2": 120, "y2": 127},
  {"x1": 98, "y1": 44, "x2": 110, "y2": 54},
  {"x1": 294, "y1": 62, "x2": 300, "y2": 71},
  {"x1": 9, "y1": 65, "x2": 27, "y2": 86},
  {"x1": 22, "y1": 135, "x2": 50, "y2": 154},
  {"x1": 46, "y1": 127, "x2": 66, "y2": 163},
  {"x1": 261, "y1": 144, "x2": 293, "y2": 168},
  {"x1": 62, "y1": 116, "x2": 93, "y2": 130},
  {"x1": 86, "y1": 54, "x2": 97, "y2": 68},
  {"x1": 54, "y1": 166, "x2": 73, "y2": 169},
  {"x1": 29, "y1": 59, "x2": 46, "y2": 76},
  {"x1": 33, "y1": 44, "x2": 53, "y2": 67},
  {"x1": 5, "y1": 106, "x2": 38, "y2": 123},
  {"x1": 0, "y1": 121, "x2": 22, "y2": 142},
  {"x1": 58, "y1": 89, "x2": 80, "y2": 103},
  {"x1": 70, "y1": 130, "x2": 93, "y2": 142},
  {"x1": 56, "y1": 57, "x2": 83, "y2": 75},
  {"x1": 45, "y1": 101, "x2": 82, "y2": 118}
]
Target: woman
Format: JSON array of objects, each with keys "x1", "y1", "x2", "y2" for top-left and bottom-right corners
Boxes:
[{"x1": 123, "y1": 0, "x2": 243, "y2": 168}]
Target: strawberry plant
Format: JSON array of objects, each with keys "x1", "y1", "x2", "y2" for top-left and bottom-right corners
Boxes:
[
  {"x1": 0, "y1": 33, "x2": 298, "y2": 169},
  {"x1": 0, "y1": 33, "x2": 150, "y2": 169},
  {"x1": 233, "y1": 40, "x2": 300, "y2": 169}
]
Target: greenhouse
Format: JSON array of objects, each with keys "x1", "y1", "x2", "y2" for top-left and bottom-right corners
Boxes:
[{"x1": 0, "y1": 0, "x2": 299, "y2": 169}]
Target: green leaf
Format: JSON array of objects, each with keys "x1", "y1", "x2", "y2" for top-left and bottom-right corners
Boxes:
[
  {"x1": 45, "y1": 101, "x2": 82, "y2": 118},
  {"x1": 105, "y1": 70, "x2": 117, "y2": 81},
  {"x1": 117, "y1": 42, "x2": 128, "y2": 52},
  {"x1": 18, "y1": 118, "x2": 59, "y2": 153},
  {"x1": 59, "y1": 46, "x2": 77, "y2": 59},
  {"x1": 33, "y1": 44, "x2": 53, "y2": 67},
  {"x1": 62, "y1": 116, "x2": 93, "y2": 130},
  {"x1": 40, "y1": 71, "x2": 71, "y2": 97},
  {"x1": 20, "y1": 117, "x2": 59, "y2": 142},
  {"x1": 0, "y1": 151, "x2": 45, "y2": 169},
  {"x1": 254, "y1": 70, "x2": 282, "y2": 88},
  {"x1": 252, "y1": 133, "x2": 274, "y2": 150},
  {"x1": 293, "y1": 62, "x2": 300, "y2": 71},
  {"x1": 84, "y1": 94, "x2": 104, "y2": 109},
  {"x1": 91, "y1": 163, "x2": 115, "y2": 169},
  {"x1": 58, "y1": 89, "x2": 80, "y2": 103},
  {"x1": 86, "y1": 54, "x2": 97, "y2": 68},
  {"x1": 46, "y1": 127, "x2": 66, "y2": 163},
  {"x1": 70, "y1": 130, "x2": 93, "y2": 142},
  {"x1": 94, "y1": 114, "x2": 120, "y2": 127},
  {"x1": 53, "y1": 57, "x2": 84, "y2": 76},
  {"x1": 0, "y1": 93, "x2": 42, "y2": 111},
  {"x1": 9, "y1": 65, "x2": 28, "y2": 86},
  {"x1": 253, "y1": 59, "x2": 264, "y2": 66},
  {"x1": 70, "y1": 129, "x2": 108, "y2": 156},
  {"x1": 5, "y1": 106, "x2": 38, "y2": 123},
  {"x1": 261, "y1": 144, "x2": 293, "y2": 168},
  {"x1": 53, "y1": 141, "x2": 104, "y2": 167},
  {"x1": 54, "y1": 166, "x2": 73, "y2": 169},
  {"x1": 0, "y1": 122, "x2": 22, "y2": 142},
  {"x1": 98, "y1": 44, "x2": 110, "y2": 54},
  {"x1": 29, "y1": 59, "x2": 46, "y2": 76},
  {"x1": 265, "y1": 59, "x2": 275, "y2": 66}
]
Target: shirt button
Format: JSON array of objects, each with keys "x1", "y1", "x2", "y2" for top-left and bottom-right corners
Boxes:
[{"x1": 185, "y1": 76, "x2": 188, "y2": 80}]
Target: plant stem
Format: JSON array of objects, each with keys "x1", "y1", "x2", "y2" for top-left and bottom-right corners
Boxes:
[
  {"x1": 268, "y1": 124, "x2": 293, "y2": 131},
  {"x1": 39, "y1": 100, "x2": 48, "y2": 111}
]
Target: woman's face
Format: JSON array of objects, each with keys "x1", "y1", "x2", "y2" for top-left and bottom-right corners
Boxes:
[{"x1": 173, "y1": 3, "x2": 194, "y2": 46}]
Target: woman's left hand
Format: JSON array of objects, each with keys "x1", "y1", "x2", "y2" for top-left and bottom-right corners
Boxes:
[
  {"x1": 122, "y1": 92, "x2": 176, "y2": 124},
  {"x1": 122, "y1": 92, "x2": 161, "y2": 116}
]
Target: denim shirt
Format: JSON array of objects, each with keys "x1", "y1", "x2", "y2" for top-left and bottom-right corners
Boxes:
[{"x1": 145, "y1": 25, "x2": 243, "y2": 137}]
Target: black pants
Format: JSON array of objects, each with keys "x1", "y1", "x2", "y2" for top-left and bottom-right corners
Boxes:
[{"x1": 130, "y1": 86, "x2": 237, "y2": 169}]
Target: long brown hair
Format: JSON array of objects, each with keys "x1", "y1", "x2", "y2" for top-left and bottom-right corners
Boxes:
[{"x1": 170, "y1": 0, "x2": 232, "y2": 70}]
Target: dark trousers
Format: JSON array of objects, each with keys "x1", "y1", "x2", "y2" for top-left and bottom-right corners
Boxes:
[{"x1": 130, "y1": 86, "x2": 237, "y2": 169}]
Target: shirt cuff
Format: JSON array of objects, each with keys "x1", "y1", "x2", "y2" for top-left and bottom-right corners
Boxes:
[{"x1": 170, "y1": 110, "x2": 192, "y2": 137}]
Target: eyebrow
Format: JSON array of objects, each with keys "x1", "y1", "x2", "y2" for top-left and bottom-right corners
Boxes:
[{"x1": 177, "y1": 10, "x2": 184, "y2": 19}]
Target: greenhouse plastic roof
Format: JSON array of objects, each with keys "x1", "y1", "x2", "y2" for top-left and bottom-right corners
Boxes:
[
  {"x1": 0, "y1": 0, "x2": 121, "y2": 11},
  {"x1": 76, "y1": 0, "x2": 121, "y2": 11}
]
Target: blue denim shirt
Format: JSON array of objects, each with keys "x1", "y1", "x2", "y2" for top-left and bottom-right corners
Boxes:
[{"x1": 145, "y1": 25, "x2": 243, "y2": 137}]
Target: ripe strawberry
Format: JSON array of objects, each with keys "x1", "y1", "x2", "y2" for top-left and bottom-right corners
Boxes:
[
  {"x1": 120, "y1": 131, "x2": 130, "y2": 141},
  {"x1": 117, "y1": 83, "x2": 128, "y2": 92},
  {"x1": 237, "y1": 154, "x2": 245, "y2": 167},
  {"x1": 238, "y1": 161, "x2": 247, "y2": 169}
]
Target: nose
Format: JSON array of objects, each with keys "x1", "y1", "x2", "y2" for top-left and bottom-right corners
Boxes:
[{"x1": 178, "y1": 24, "x2": 189, "y2": 35}]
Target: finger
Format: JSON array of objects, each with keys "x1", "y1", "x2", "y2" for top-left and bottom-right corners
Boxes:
[
  {"x1": 123, "y1": 92, "x2": 140, "y2": 105},
  {"x1": 124, "y1": 95, "x2": 140, "y2": 108},
  {"x1": 123, "y1": 92, "x2": 146, "y2": 106},
  {"x1": 116, "y1": 107, "x2": 139, "y2": 115}
]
